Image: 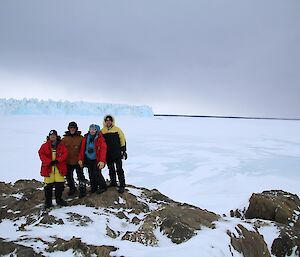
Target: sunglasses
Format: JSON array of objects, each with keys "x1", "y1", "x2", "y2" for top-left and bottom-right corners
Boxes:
[{"x1": 105, "y1": 119, "x2": 112, "y2": 122}]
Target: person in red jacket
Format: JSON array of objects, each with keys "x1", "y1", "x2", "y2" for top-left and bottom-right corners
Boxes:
[
  {"x1": 38, "y1": 130, "x2": 68, "y2": 208},
  {"x1": 78, "y1": 124, "x2": 107, "y2": 194}
]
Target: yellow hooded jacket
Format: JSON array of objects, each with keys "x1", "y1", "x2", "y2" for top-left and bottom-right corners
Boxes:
[{"x1": 101, "y1": 115, "x2": 126, "y2": 162}]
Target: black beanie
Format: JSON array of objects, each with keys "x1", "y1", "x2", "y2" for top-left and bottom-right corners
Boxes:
[
  {"x1": 49, "y1": 130, "x2": 58, "y2": 136},
  {"x1": 68, "y1": 121, "x2": 78, "y2": 129}
]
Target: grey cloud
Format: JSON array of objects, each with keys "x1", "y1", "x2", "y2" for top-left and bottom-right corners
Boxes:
[{"x1": 0, "y1": 0, "x2": 300, "y2": 117}]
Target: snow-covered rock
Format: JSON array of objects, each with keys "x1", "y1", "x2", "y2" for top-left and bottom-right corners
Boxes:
[{"x1": 1, "y1": 180, "x2": 299, "y2": 257}]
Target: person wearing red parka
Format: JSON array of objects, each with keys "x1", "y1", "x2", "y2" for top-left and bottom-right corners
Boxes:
[
  {"x1": 78, "y1": 124, "x2": 107, "y2": 194},
  {"x1": 38, "y1": 129, "x2": 68, "y2": 208}
]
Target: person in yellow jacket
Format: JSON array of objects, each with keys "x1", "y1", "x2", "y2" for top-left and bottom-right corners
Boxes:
[
  {"x1": 101, "y1": 115, "x2": 127, "y2": 193},
  {"x1": 38, "y1": 130, "x2": 68, "y2": 208}
]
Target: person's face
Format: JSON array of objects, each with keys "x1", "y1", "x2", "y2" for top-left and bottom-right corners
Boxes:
[
  {"x1": 89, "y1": 128, "x2": 97, "y2": 135},
  {"x1": 105, "y1": 118, "x2": 112, "y2": 127},
  {"x1": 69, "y1": 126, "x2": 77, "y2": 134},
  {"x1": 49, "y1": 134, "x2": 57, "y2": 142}
]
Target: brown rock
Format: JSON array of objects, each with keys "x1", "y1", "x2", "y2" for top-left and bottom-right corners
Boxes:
[
  {"x1": 122, "y1": 202, "x2": 219, "y2": 245},
  {"x1": 245, "y1": 190, "x2": 300, "y2": 227},
  {"x1": 106, "y1": 226, "x2": 120, "y2": 239},
  {"x1": 228, "y1": 224, "x2": 271, "y2": 257},
  {"x1": 38, "y1": 214, "x2": 64, "y2": 226},
  {"x1": 47, "y1": 236, "x2": 117, "y2": 257},
  {"x1": 66, "y1": 212, "x2": 93, "y2": 226},
  {"x1": 157, "y1": 204, "x2": 219, "y2": 244},
  {"x1": 122, "y1": 224, "x2": 158, "y2": 246},
  {"x1": 0, "y1": 179, "x2": 44, "y2": 221},
  {"x1": 72, "y1": 187, "x2": 150, "y2": 214},
  {"x1": 271, "y1": 224, "x2": 300, "y2": 257},
  {"x1": 0, "y1": 237, "x2": 44, "y2": 257},
  {"x1": 131, "y1": 216, "x2": 141, "y2": 225}
]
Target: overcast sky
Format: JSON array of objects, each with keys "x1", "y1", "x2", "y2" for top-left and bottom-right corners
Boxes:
[{"x1": 0, "y1": 0, "x2": 300, "y2": 117}]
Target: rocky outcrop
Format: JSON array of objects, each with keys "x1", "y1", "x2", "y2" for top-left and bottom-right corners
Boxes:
[
  {"x1": 0, "y1": 237, "x2": 44, "y2": 257},
  {"x1": 228, "y1": 224, "x2": 271, "y2": 257},
  {"x1": 271, "y1": 225, "x2": 300, "y2": 257},
  {"x1": 47, "y1": 237, "x2": 117, "y2": 257},
  {"x1": 245, "y1": 190, "x2": 300, "y2": 227},
  {"x1": 0, "y1": 179, "x2": 44, "y2": 220},
  {"x1": 1, "y1": 180, "x2": 300, "y2": 257},
  {"x1": 245, "y1": 190, "x2": 300, "y2": 257},
  {"x1": 0, "y1": 180, "x2": 220, "y2": 256},
  {"x1": 122, "y1": 203, "x2": 219, "y2": 246}
]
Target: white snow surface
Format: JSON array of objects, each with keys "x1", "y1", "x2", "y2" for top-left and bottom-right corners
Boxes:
[{"x1": 1, "y1": 114, "x2": 300, "y2": 256}]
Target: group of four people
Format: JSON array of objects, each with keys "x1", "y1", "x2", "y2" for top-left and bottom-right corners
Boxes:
[{"x1": 38, "y1": 115, "x2": 127, "y2": 209}]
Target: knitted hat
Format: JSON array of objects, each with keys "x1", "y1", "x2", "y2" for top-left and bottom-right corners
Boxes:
[
  {"x1": 49, "y1": 129, "x2": 58, "y2": 136},
  {"x1": 89, "y1": 124, "x2": 100, "y2": 132}
]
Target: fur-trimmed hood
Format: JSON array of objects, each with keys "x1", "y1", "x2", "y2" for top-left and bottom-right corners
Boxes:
[{"x1": 103, "y1": 114, "x2": 116, "y2": 128}]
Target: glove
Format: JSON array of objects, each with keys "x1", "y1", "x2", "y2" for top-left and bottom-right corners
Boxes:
[
  {"x1": 50, "y1": 160, "x2": 58, "y2": 166},
  {"x1": 97, "y1": 161, "x2": 105, "y2": 169},
  {"x1": 78, "y1": 160, "x2": 83, "y2": 168},
  {"x1": 122, "y1": 151, "x2": 128, "y2": 160}
]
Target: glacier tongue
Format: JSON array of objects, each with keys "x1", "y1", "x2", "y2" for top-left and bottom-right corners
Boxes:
[{"x1": 0, "y1": 98, "x2": 153, "y2": 117}]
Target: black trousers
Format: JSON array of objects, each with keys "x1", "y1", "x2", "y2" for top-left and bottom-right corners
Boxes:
[
  {"x1": 84, "y1": 158, "x2": 107, "y2": 192},
  {"x1": 44, "y1": 182, "x2": 64, "y2": 205},
  {"x1": 66, "y1": 164, "x2": 86, "y2": 189},
  {"x1": 107, "y1": 158, "x2": 125, "y2": 187}
]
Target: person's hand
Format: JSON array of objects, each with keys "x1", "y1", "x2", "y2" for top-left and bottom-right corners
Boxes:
[
  {"x1": 97, "y1": 161, "x2": 105, "y2": 169},
  {"x1": 50, "y1": 160, "x2": 58, "y2": 166},
  {"x1": 122, "y1": 151, "x2": 128, "y2": 160},
  {"x1": 78, "y1": 160, "x2": 83, "y2": 168}
]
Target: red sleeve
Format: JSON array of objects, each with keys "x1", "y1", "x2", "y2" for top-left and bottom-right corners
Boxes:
[
  {"x1": 38, "y1": 142, "x2": 52, "y2": 166},
  {"x1": 96, "y1": 133, "x2": 107, "y2": 163},
  {"x1": 79, "y1": 137, "x2": 86, "y2": 161},
  {"x1": 56, "y1": 142, "x2": 68, "y2": 163}
]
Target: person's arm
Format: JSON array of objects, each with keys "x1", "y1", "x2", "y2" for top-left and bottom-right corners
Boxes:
[
  {"x1": 38, "y1": 143, "x2": 52, "y2": 166},
  {"x1": 78, "y1": 137, "x2": 86, "y2": 167},
  {"x1": 96, "y1": 133, "x2": 107, "y2": 169},
  {"x1": 118, "y1": 128, "x2": 127, "y2": 159},
  {"x1": 118, "y1": 127, "x2": 126, "y2": 151},
  {"x1": 38, "y1": 143, "x2": 52, "y2": 177},
  {"x1": 56, "y1": 142, "x2": 68, "y2": 163}
]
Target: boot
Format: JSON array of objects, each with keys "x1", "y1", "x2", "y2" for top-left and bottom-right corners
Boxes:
[
  {"x1": 55, "y1": 182, "x2": 67, "y2": 206},
  {"x1": 79, "y1": 181, "x2": 86, "y2": 198},
  {"x1": 56, "y1": 199, "x2": 68, "y2": 206},
  {"x1": 44, "y1": 183, "x2": 53, "y2": 208},
  {"x1": 107, "y1": 180, "x2": 117, "y2": 187},
  {"x1": 116, "y1": 169, "x2": 126, "y2": 188},
  {"x1": 96, "y1": 187, "x2": 107, "y2": 194},
  {"x1": 117, "y1": 186, "x2": 125, "y2": 194},
  {"x1": 108, "y1": 168, "x2": 117, "y2": 187},
  {"x1": 68, "y1": 187, "x2": 76, "y2": 196}
]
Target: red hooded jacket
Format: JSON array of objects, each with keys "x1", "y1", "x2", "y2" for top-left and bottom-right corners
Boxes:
[
  {"x1": 79, "y1": 132, "x2": 107, "y2": 163},
  {"x1": 38, "y1": 139, "x2": 68, "y2": 177}
]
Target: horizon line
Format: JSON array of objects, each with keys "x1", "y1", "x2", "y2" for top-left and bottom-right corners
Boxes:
[{"x1": 154, "y1": 114, "x2": 300, "y2": 121}]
